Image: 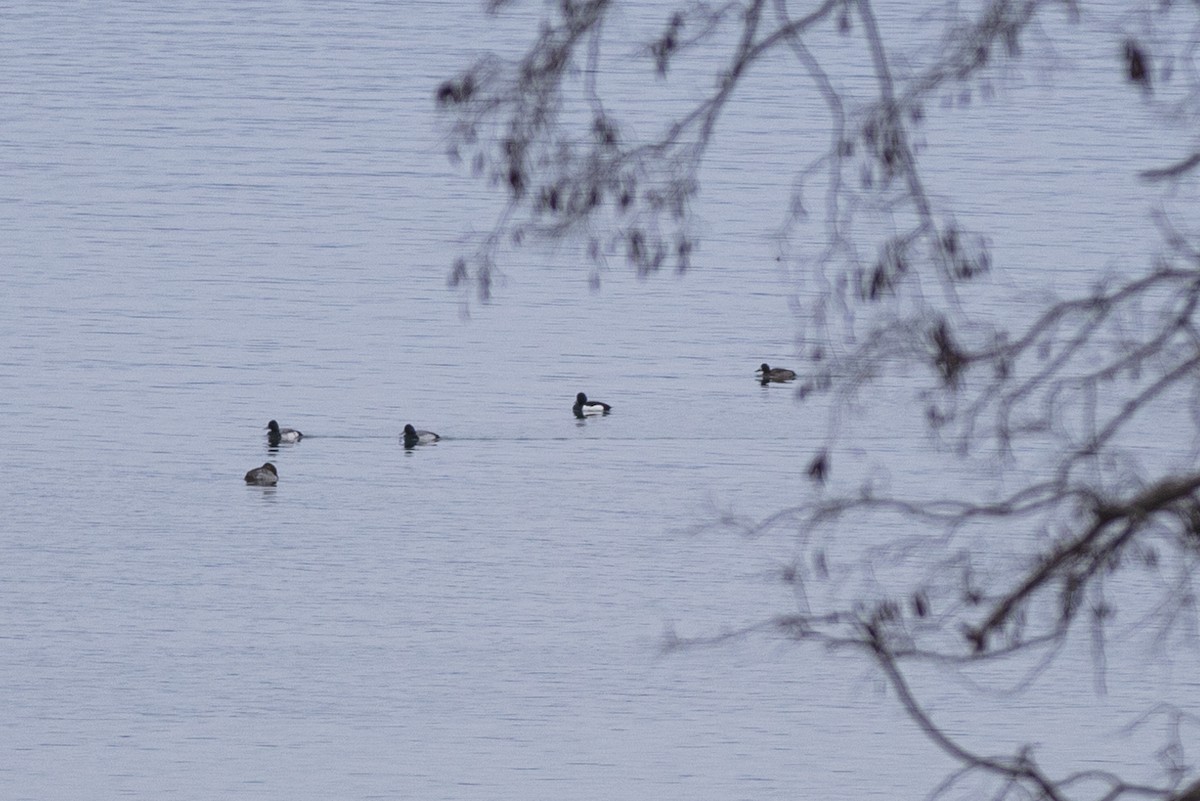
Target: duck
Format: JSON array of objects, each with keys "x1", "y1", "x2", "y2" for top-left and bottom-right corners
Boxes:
[
  {"x1": 757, "y1": 363, "x2": 797, "y2": 384},
  {"x1": 573, "y1": 392, "x2": 611, "y2": 416},
  {"x1": 266, "y1": 419, "x2": 303, "y2": 444},
  {"x1": 403, "y1": 423, "x2": 440, "y2": 448},
  {"x1": 244, "y1": 462, "x2": 278, "y2": 485}
]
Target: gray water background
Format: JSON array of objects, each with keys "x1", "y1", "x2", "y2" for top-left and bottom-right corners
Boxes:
[{"x1": 2, "y1": 2, "x2": 1196, "y2": 799}]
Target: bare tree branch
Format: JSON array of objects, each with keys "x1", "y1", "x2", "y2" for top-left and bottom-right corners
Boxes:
[{"x1": 442, "y1": 1, "x2": 1200, "y2": 797}]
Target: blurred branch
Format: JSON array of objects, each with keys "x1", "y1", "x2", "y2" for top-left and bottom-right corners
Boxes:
[
  {"x1": 1141, "y1": 153, "x2": 1200, "y2": 182},
  {"x1": 444, "y1": 0, "x2": 1200, "y2": 797}
]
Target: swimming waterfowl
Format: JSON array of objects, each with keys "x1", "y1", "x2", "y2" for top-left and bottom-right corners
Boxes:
[
  {"x1": 403, "y1": 424, "x2": 440, "y2": 448},
  {"x1": 266, "y1": 420, "x2": 303, "y2": 444},
  {"x1": 757, "y1": 363, "x2": 797, "y2": 384},
  {"x1": 244, "y1": 462, "x2": 278, "y2": 485},
  {"x1": 573, "y1": 392, "x2": 611, "y2": 416}
]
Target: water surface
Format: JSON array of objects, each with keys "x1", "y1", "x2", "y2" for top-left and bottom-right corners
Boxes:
[{"x1": 1, "y1": 2, "x2": 1194, "y2": 799}]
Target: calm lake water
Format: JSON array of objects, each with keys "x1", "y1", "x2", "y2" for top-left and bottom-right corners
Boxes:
[{"x1": 2, "y1": 2, "x2": 1195, "y2": 799}]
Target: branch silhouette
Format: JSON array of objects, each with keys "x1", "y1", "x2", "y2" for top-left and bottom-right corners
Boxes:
[{"x1": 441, "y1": 0, "x2": 1200, "y2": 797}]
